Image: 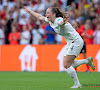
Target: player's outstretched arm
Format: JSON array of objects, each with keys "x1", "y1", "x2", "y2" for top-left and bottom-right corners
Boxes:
[{"x1": 24, "y1": 6, "x2": 45, "y2": 21}]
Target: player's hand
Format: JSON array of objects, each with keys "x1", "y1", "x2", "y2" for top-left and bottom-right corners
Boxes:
[
  {"x1": 24, "y1": 6, "x2": 30, "y2": 14},
  {"x1": 63, "y1": 16, "x2": 69, "y2": 23}
]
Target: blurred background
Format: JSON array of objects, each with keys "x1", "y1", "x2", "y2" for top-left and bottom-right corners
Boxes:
[
  {"x1": 0, "y1": 0, "x2": 100, "y2": 45},
  {"x1": 0, "y1": 0, "x2": 100, "y2": 72}
]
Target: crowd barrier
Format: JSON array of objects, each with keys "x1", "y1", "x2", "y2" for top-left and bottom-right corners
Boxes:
[{"x1": 0, "y1": 44, "x2": 100, "y2": 72}]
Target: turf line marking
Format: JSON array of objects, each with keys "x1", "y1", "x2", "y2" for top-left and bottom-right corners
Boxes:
[{"x1": 86, "y1": 86, "x2": 100, "y2": 87}]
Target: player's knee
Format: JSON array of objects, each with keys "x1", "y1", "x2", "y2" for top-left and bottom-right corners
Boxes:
[{"x1": 64, "y1": 63, "x2": 71, "y2": 69}]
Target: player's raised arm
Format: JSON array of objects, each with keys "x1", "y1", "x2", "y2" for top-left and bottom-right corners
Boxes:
[
  {"x1": 59, "y1": 16, "x2": 69, "y2": 25},
  {"x1": 24, "y1": 6, "x2": 45, "y2": 21}
]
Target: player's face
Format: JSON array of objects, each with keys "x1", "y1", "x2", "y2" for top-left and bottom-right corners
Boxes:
[{"x1": 46, "y1": 8, "x2": 56, "y2": 21}]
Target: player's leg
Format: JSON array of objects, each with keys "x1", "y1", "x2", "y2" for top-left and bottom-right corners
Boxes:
[
  {"x1": 72, "y1": 42, "x2": 88, "y2": 69},
  {"x1": 81, "y1": 43, "x2": 90, "y2": 71},
  {"x1": 64, "y1": 38, "x2": 84, "y2": 88},
  {"x1": 83, "y1": 53, "x2": 90, "y2": 72},
  {"x1": 71, "y1": 42, "x2": 95, "y2": 70},
  {"x1": 63, "y1": 55, "x2": 82, "y2": 88},
  {"x1": 72, "y1": 58, "x2": 88, "y2": 68},
  {"x1": 72, "y1": 57, "x2": 95, "y2": 70}
]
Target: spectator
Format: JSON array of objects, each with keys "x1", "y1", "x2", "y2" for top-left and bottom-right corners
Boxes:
[
  {"x1": 26, "y1": 16, "x2": 35, "y2": 32},
  {"x1": 67, "y1": 0, "x2": 74, "y2": 6},
  {"x1": 20, "y1": 25, "x2": 31, "y2": 44},
  {"x1": 0, "y1": 4, "x2": 7, "y2": 20},
  {"x1": 51, "y1": 0, "x2": 61, "y2": 8},
  {"x1": 75, "y1": 10, "x2": 85, "y2": 24},
  {"x1": 92, "y1": 17, "x2": 99, "y2": 30},
  {"x1": 19, "y1": 14, "x2": 27, "y2": 26},
  {"x1": 30, "y1": 0, "x2": 37, "y2": 6},
  {"x1": 7, "y1": 0, "x2": 16, "y2": 10},
  {"x1": 11, "y1": 6, "x2": 19, "y2": 19},
  {"x1": 8, "y1": 26, "x2": 20, "y2": 44},
  {"x1": 73, "y1": 21, "x2": 83, "y2": 36},
  {"x1": 32, "y1": 24, "x2": 44, "y2": 44},
  {"x1": 89, "y1": 10, "x2": 97, "y2": 21},
  {"x1": 93, "y1": 24, "x2": 100, "y2": 44},
  {"x1": 82, "y1": 23, "x2": 94, "y2": 44},
  {"x1": 78, "y1": 19, "x2": 93, "y2": 34},
  {"x1": 60, "y1": 0, "x2": 67, "y2": 9},
  {"x1": 71, "y1": 2, "x2": 78, "y2": 16},
  {"x1": 32, "y1": 0, "x2": 45, "y2": 15},
  {"x1": 96, "y1": 1, "x2": 100, "y2": 15},
  {"x1": 83, "y1": 4, "x2": 91, "y2": 20},
  {"x1": 44, "y1": 24, "x2": 56, "y2": 44},
  {"x1": 0, "y1": 26, "x2": 5, "y2": 45},
  {"x1": 5, "y1": 10, "x2": 14, "y2": 44},
  {"x1": 44, "y1": 0, "x2": 52, "y2": 10},
  {"x1": 0, "y1": 0, "x2": 3, "y2": 10}
]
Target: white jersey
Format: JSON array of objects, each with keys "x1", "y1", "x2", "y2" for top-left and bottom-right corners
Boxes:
[
  {"x1": 45, "y1": 17, "x2": 81, "y2": 43},
  {"x1": 20, "y1": 30, "x2": 31, "y2": 44}
]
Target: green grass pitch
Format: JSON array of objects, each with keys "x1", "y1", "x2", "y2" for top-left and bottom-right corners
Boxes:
[{"x1": 0, "y1": 72, "x2": 100, "y2": 90}]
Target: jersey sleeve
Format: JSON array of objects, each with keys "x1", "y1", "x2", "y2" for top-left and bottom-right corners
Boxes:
[
  {"x1": 45, "y1": 17, "x2": 49, "y2": 22},
  {"x1": 56, "y1": 17, "x2": 63, "y2": 25}
]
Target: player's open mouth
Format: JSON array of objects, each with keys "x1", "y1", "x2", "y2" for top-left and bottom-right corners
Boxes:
[{"x1": 47, "y1": 17, "x2": 49, "y2": 18}]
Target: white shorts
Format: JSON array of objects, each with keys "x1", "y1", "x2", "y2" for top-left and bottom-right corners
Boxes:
[{"x1": 64, "y1": 38, "x2": 84, "y2": 57}]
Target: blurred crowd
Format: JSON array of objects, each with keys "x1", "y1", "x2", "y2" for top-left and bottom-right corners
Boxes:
[{"x1": 0, "y1": 0, "x2": 100, "y2": 45}]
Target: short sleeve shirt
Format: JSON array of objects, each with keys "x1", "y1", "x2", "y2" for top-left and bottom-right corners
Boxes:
[{"x1": 45, "y1": 17, "x2": 81, "y2": 43}]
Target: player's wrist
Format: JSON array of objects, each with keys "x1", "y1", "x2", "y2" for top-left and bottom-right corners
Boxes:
[
  {"x1": 63, "y1": 20, "x2": 65, "y2": 25},
  {"x1": 28, "y1": 10, "x2": 31, "y2": 13}
]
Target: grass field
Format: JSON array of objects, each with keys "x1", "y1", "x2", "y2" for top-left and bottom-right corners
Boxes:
[{"x1": 0, "y1": 72, "x2": 100, "y2": 90}]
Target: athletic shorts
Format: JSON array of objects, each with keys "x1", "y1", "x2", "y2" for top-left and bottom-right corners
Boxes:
[
  {"x1": 64, "y1": 38, "x2": 84, "y2": 57},
  {"x1": 80, "y1": 43, "x2": 86, "y2": 53}
]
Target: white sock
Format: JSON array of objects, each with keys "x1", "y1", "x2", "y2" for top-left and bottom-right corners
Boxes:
[
  {"x1": 72, "y1": 59, "x2": 89, "y2": 68},
  {"x1": 66, "y1": 66, "x2": 80, "y2": 85}
]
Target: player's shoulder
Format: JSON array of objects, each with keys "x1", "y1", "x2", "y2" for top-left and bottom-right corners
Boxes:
[
  {"x1": 55, "y1": 17, "x2": 63, "y2": 22},
  {"x1": 56, "y1": 17, "x2": 63, "y2": 20}
]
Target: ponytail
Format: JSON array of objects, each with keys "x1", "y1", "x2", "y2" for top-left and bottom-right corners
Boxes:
[{"x1": 50, "y1": 7, "x2": 70, "y2": 18}]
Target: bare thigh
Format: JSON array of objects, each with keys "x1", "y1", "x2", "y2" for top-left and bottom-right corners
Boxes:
[{"x1": 63, "y1": 55, "x2": 76, "y2": 69}]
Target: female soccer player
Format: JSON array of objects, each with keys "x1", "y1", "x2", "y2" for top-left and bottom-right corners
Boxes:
[{"x1": 24, "y1": 6, "x2": 95, "y2": 88}]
